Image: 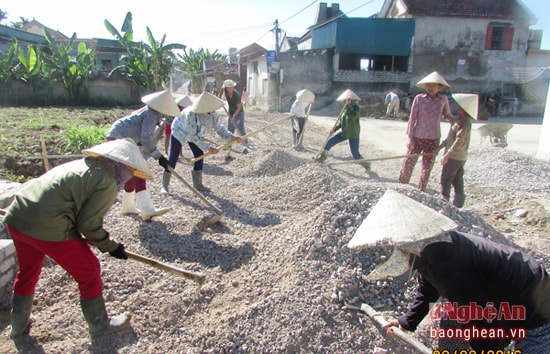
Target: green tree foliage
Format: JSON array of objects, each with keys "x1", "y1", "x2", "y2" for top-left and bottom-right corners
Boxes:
[
  {"x1": 41, "y1": 30, "x2": 96, "y2": 105},
  {"x1": 0, "y1": 40, "x2": 19, "y2": 103},
  {"x1": 17, "y1": 44, "x2": 47, "y2": 102},
  {"x1": 105, "y1": 12, "x2": 185, "y2": 93},
  {"x1": 177, "y1": 48, "x2": 226, "y2": 93}
]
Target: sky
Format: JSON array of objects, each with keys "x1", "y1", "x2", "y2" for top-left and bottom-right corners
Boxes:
[{"x1": 2, "y1": 0, "x2": 549, "y2": 53}]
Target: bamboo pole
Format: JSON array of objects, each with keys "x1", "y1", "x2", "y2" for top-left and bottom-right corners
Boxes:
[
  {"x1": 327, "y1": 152, "x2": 439, "y2": 166},
  {"x1": 190, "y1": 115, "x2": 291, "y2": 164},
  {"x1": 40, "y1": 134, "x2": 51, "y2": 172}
]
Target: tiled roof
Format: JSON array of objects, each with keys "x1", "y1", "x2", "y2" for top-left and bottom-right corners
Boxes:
[{"x1": 401, "y1": 0, "x2": 535, "y2": 20}]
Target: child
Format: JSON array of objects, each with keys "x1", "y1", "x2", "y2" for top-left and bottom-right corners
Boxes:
[{"x1": 440, "y1": 93, "x2": 478, "y2": 208}]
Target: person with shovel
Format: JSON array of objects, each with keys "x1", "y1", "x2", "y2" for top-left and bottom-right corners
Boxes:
[
  {"x1": 166, "y1": 91, "x2": 242, "y2": 192},
  {"x1": 439, "y1": 93, "x2": 478, "y2": 208},
  {"x1": 218, "y1": 79, "x2": 252, "y2": 150},
  {"x1": 348, "y1": 190, "x2": 550, "y2": 353},
  {"x1": 290, "y1": 89, "x2": 315, "y2": 151},
  {"x1": 3, "y1": 139, "x2": 153, "y2": 344},
  {"x1": 106, "y1": 90, "x2": 180, "y2": 221},
  {"x1": 398, "y1": 71, "x2": 454, "y2": 192},
  {"x1": 315, "y1": 89, "x2": 370, "y2": 171}
]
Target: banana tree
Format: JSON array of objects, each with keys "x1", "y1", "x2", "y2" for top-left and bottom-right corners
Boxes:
[
  {"x1": 0, "y1": 40, "x2": 19, "y2": 104},
  {"x1": 143, "y1": 26, "x2": 185, "y2": 90},
  {"x1": 105, "y1": 12, "x2": 185, "y2": 93},
  {"x1": 177, "y1": 48, "x2": 225, "y2": 93},
  {"x1": 18, "y1": 44, "x2": 46, "y2": 102},
  {"x1": 42, "y1": 30, "x2": 96, "y2": 105}
]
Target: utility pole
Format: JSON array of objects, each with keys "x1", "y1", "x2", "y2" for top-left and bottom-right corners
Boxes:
[
  {"x1": 272, "y1": 19, "x2": 281, "y2": 58},
  {"x1": 271, "y1": 19, "x2": 282, "y2": 111}
]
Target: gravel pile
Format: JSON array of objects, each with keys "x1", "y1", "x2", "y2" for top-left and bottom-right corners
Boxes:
[{"x1": 1, "y1": 111, "x2": 548, "y2": 353}]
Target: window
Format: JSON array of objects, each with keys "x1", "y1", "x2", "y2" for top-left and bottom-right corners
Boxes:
[{"x1": 485, "y1": 23, "x2": 514, "y2": 51}]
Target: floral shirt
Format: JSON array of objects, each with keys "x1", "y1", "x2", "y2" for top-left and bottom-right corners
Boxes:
[
  {"x1": 407, "y1": 93, "x2": 453, "y2": 139},
  {"x1": 171, "y1": 107, "x2": 233, "y2": 151}
]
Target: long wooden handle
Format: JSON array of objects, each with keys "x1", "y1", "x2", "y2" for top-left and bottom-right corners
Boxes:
[
  {"x1": 126, "y1": 250, "x2": 205, "y2": 286},
  {"x1": 346, "y1": 302, "x2": 432, "y2": 354},
  {"x1": 327, "y1": 152, "x2": 440, "y2": 166},
  {"x1": 190, "y1": 115, "x2": 292, "y2": 164},
  {"x1": 166, "y1": 165, "x2": 223, "y2": 215}
]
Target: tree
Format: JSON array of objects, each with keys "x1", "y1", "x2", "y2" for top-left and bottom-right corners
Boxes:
[
  {"x1": 42, "y1": 30, "x2": 96, "y2": 105},
  {"x1": 177, "y1": 48, "x2": 226, "y2": 93},
  {"x1": 0, "y1": 40, "x2": 19, "y2": 104},
  {"x1": 0, "y1": 9, "x2": 7, "y2": 24},
  {"x1": 17, "y1": 44, "x2": 47, "y2": 103},
  {"x1": 11, "y1": 16, "x2": 30, "y2": 29},
  {"x1": 105, "y1": 12, "x2": 185, "y2": 93}
]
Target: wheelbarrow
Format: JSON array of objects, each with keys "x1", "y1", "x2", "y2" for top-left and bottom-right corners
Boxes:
[{"x1": 477, "y1": 123, "x2": 513, "y2": 147}]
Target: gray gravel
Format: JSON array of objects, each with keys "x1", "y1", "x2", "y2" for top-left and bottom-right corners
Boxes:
[{"x1": 1, "y1": 110, "x2": 548, "y2": 353}]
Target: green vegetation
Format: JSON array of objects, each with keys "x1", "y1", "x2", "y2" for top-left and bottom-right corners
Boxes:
[
  {"x1": 0, "y1": 107, "x2": 134, "y2": 181},
  {"x1": 59, "y1": 124, "x2": 110, "y2": 153}
]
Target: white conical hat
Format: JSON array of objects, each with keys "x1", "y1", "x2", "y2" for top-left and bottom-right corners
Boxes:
[
  {"x1": 296, "y1": 89, "x2": 315, "y2": 103},
  {"x1": 223, "y1": 79, "x2": 237, "y2": 88},
  {"x1": 141, "y1": 90, "x2": 181, "y2": 117},
  {"x1": 452, "y1": 93, "x2": 478, "y2": 120},
  {"x1": 416, "y1": 71, "x2": 451, "y2": 91},
  {"x1": 347, "y1": 189, "x2": 458, "y2": 250},
  {"x1": 175, "y1": 94, "x2": 193, "y2": 108},
  {"x1": 191, "y1": 91, "x2": 225, "y2": 114},
  {"x1": 82, "y1": 138, "x2": 153, "y2": 180},
  {"x1": 337, "y1": 89, "x2": 361, "y2": 102}
]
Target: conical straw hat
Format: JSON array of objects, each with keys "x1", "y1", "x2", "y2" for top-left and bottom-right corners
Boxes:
[
  {"x1": 365, "y1": 248, "x2": 412, "y2": 280},
  {"x1": 296, "y1": 89, "x2": 315, "y2": 103},
  {"x1": 141, "y1": 90, "x2": 181, "y2": 117},
  {"x1": 82, "y1": 138, "x2": 153, "y2": 180},
  {"x1": 452, "y1": 93, "x2": 478, "y2": 120},
  {"x1": 337, "y1": 89, "x2": 361, "y2": 102},
  {"x1": 415, "y1": 71, "x2": 451, "y2": 91},
  {"x1": 347, "y1": 189, "x2": 458, "y2": 250},
  {"x1": 175, "y1": 94, "x2": 193, "y2": 108},
  {"x1": 192, "y1": 91, "x2": 225, "y2": 114}
]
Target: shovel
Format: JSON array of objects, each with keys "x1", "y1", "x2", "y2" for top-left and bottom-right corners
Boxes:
[
  {"x1": 126, "y1": 250, "x2": 205, "y2": 287},
  {"x1": 190, "y1": 115, "x2": 292, "y2": 164},
  {"x1": 0, "y1": 209, "x2": 206, "y2": 287},
  {"x1": 344, "y1": 301, "x2": 432, "y2": 354},
  {"x1": 166, "y1": 165, "x2": 224, "y2": 226}
]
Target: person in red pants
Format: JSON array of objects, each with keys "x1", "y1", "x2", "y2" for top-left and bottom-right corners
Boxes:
[
  {"x1": 398, "y1": 71, "x2": 454, "y2": 192},
  {"x1": 3, "y1": 139, "x2": 151, "y2": 345}
]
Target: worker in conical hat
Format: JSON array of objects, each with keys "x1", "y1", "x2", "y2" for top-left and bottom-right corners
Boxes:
[
  {"x1": 398, "y1": 71, "x2": 454, "y2": 192},
  {"x1": 439, "y1": 93, "x2": 478, "y2": 208},
  {"x1": 290, "y1": 89, "x2": 315, "y2": 151},
  {"x1": 3, "y1": 138, "x2": 153, "y2": 342},
  {"x1": 167, "y1": 91, "x2": 242, "y2": 192},
  {"x1": 314, "y1": 89, "x2": 370, "y2": 171},
  {"x1": 218, "y1": 79, "x2": 252, "y2": 150},
  {"x1": 348, "y1": 190, "x2": 550, "y2": 352},
  {"x1": 107, "y1": 90, "x2": 180, "y2": 221}
]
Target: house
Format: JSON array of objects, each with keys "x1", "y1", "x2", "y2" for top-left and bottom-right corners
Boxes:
[
  {"x1": 378, "y1": 0, "x2": 549, "y2": 100},
  {"x1": 236, "y1": 43, "x2": 270, "y2": 109},
  {"x1": 0, "y1": 24, "x2": 48, "y2": 53}
]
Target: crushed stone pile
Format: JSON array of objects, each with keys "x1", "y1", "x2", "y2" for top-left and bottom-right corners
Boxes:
[{"x1": 1, "y1": 112, "x2": 549, "y2": 354}]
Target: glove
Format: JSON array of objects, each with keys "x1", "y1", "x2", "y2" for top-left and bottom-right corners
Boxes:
[
  {"x1": 109, "y1": 243, "x2": 128, "y2": 260},
  {"x1": 158, "y1": 156, "x2": 170, "y2": 172}
]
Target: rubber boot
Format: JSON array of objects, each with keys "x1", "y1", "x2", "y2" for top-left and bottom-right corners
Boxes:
[
  {"x1": 160, "y1": 171, "x2": 171, "y2": 195},
  {"x1": 135, "y1": 190, "x2": 170, "y2": 221},
  {"x1": 359, "y1": 161, "x2": 371, "y2": 171},
  {"x1": 10, "y1": 294, "x2": 33, "y2": 339},
  {"x1": 80, "y1": 296, "x2": 131, "y2": 339},
  {"x1": 315, "y1": 149, "x2": 328, "y2": 163},
  {"x1": 453, "y1": 193, "x2": 466, "y2": 208},
  {"x1": 192, "y1": 170, "x2": 210, "y2": 192},
  {"x1": 121, "y1": 190, "x2": 140, "y2": 216}
]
